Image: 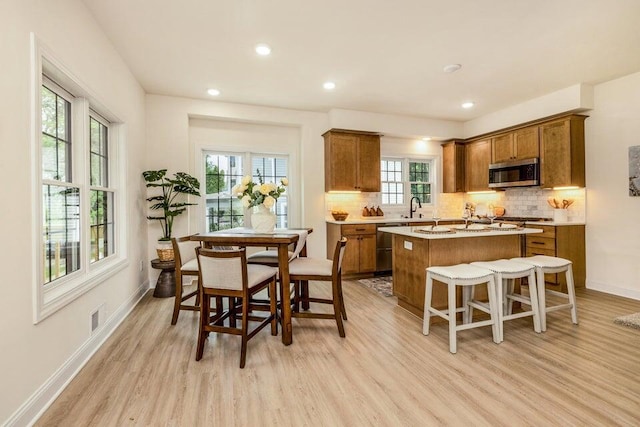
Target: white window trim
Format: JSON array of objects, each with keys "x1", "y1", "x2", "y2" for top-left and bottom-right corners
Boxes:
[
  {"x1": 30, "y1": 34, "x2": 128, "y2": 324},
  {"x1": 381, "y1": 156, "x2": 438, "y2": 209},
  {"x1": 192, "y1": 141, "x2": 300, "y2": 231}
]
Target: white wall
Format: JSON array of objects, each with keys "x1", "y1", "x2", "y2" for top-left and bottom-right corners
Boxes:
[
  {"x1": 584, "y1": 71, "x2": 640, "y2": 299},
  {"x1": 0, "y1": 0, "x2": 147, "y2": 424},
  {"x1": 463, "y1": 84, "x2": 594, "y2": 137},
  {"x1": 145, "y1": 95, "x2": 329, "y2": 262}
]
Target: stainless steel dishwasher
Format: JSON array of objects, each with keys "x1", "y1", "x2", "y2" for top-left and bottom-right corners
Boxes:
[{"x1": 376, "y1": 222, "x2": 407, "y2": 272}]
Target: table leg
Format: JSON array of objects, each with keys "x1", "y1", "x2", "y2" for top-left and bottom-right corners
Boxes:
[{"x1": 278, "y1": 244, "x2": 293, "y2": 345}]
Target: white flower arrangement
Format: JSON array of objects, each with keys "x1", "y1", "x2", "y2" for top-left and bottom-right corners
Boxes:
[{"x1": 232, "y1": 171, "x2": 288, "y2": 209}]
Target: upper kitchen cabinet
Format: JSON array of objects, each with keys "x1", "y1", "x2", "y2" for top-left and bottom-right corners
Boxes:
[
  {"x1": 442, "y1": 140, "x2": 465, "y2": 193},
  {"x1": 491, "y1": 126, "x2": 539, "y2": 163},
  {"x1": 539, "y1": 115, "x2": 586, "y2": 188},
  {"x1": 323, "y1": 129, "x2": 381, "y2": 192},
  {"x1": 465, "y1": 139, "x2": 491, "y2": 191}
]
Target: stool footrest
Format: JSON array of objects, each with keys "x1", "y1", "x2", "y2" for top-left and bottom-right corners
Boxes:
[{"x1": 457, "y1": 319, "x2": 495, "y2": 331}]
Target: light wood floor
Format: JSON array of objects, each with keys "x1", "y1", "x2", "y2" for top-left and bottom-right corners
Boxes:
[{"x1": 37, "y1": 281, "x2": 640, "y2": 426}]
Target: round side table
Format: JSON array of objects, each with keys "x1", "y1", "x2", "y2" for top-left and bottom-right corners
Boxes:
[{"x1": 151, "y1": 258, "x2": 176, "y2": 298}]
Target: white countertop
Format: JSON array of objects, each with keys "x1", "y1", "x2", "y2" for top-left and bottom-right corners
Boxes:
[
  {"x1": 327, "y1": 217, "x2": 585, "y2": 226},
  {"x1": 377, "y1": 225, "x2": 543, "y2": 240},
  {"x1": 326, "y1": 217, "x2": 460, "y2": 225}
]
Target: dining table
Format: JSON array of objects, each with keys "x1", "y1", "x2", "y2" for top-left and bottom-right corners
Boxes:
[{"x1": 191, "y1": 227, "x2": 312, "y2": 345}]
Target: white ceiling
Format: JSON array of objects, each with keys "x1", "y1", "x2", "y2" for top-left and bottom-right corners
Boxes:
[{"x1": 82, "y1": 0, "x2": 640, "y2": 122}]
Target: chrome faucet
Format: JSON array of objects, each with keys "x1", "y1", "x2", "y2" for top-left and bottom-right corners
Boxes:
[{"x1": 410, "y1": 196, "x2": 422, "y2": 218}]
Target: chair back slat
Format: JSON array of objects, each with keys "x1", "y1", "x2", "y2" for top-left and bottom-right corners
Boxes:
[
  {"x1": 172, "y1": 235, "x2": 201, "y2": 268},
  {"x1": 333, "y1": 237, "x2": 348, "y2": 276},
  {"x1": 197, "y1": 248, "x2": 247, "y2": 291}
]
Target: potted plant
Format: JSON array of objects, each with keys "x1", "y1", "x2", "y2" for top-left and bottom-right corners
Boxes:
[{"x1": 143, "y1": 169, "x2": 201, "y2": 260}]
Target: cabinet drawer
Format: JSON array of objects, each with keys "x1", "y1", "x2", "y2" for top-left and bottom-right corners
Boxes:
[
  {"x1": 341, "y1": 224, "x2": 376, "y2": 235},
  {"x1": 527, "y1": 225, "x2": 555, "y2": 238},
  {"x1": 525, "y1": 247, "x2": 556, "y2": 257},
  {"x1": 526, "y1": 236, "x2": 556, "y2": 251}
]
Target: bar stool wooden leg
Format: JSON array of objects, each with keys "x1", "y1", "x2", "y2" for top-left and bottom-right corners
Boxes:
[
  {"x1": 423, "y1": 273, "x2": 434, "y2": 336},
  {"x1": 566, "y1": 266, "x2": 578, "y2": 325},
  {"x1": 448, "y1": 281, "x2": 457, "y2": 354}
]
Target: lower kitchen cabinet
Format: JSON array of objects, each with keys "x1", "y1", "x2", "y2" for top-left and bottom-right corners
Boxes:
[
  {"x1": 525, "y1": 224, "x2": 585, "y2": 290},
  {"x1": 326, "y1": 223, "x2": 376, "y2": 275}
]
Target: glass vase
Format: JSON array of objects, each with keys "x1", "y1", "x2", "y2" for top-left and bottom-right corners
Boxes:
[{"x1": 251, "y1": 204, "x2": 276, "y2": 233}]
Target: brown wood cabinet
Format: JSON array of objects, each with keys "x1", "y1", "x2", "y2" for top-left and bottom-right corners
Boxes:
[
  {"x1": 491, "y1": 126, "x2": 540, "y2": 163},
  {"x1": 442, "y1": 140, "x2": 465, "y2": 193},
  {"x1": 464, "y1": 139, "x2": 491, "y2": 191},
  {"x1": 323, "y1": 129, "x2": 381, "y2": 192},
  {"x1": 326, "y1": 223, "x2": 376, "y2": 275},
  {"x1": 525, "y1": 224, "x2": 586, "y2": 291},
  {"x1": 539, "y1": 116, "x2": 586, "y2": 188}
]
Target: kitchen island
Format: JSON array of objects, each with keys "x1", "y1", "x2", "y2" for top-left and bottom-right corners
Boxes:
[{"x1": 378, "y1": 225, "x2": 543, "y2": 319}]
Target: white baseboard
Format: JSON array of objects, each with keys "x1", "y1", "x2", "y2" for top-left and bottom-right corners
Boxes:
[
  {"x1": 3, "y1": 280, "x2": 150, "y2": 427},
  {"x1": 586, "y1": 279, "x2": 640, "y2": 301}
]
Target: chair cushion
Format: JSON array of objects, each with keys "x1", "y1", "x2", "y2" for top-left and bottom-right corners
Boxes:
[
  {"x1": 427, "y1": 264, "x2": 494, "y2": 280},
  {"x1": 247, "y1": 250, "x2": 294, "y2": 264},
  {"x1": 471, "y1": 259, "x2": 534, "y2": 274},
  {"x1": 288, "y1": 257, "x2": 333, "y2": 277},
  {"x1": 247, "y1": 264, "x2": 278, "y2": 288},
  {"x1": 181, "y1": 258, "x2": 199, "y2": 273},
  {"x1": 511, "y1": 255, "x2": 571, "y2": 268}
]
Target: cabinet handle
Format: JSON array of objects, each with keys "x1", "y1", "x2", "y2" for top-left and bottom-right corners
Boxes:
[
  {"x1": 355, "y1": 228, "x2": 366, "y2": 231},
  {"x1": 530, "y1": 241, "x2": 545, "y2": 245}
]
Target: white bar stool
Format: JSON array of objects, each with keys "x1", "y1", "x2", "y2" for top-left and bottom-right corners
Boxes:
[
  {"x1": 511, "y1": 255, "x2": 578, "y2": 331},
  {"x1": 470, "y1": 259, "x2": 541, "y2": 342},
  {"x1": 423, "y1": 264, "x2": 499, "y2": 353}
]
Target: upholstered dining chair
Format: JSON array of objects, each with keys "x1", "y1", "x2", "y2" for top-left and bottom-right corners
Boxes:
[
  {"x1": 170, "y1": 235, "x2": 202, "y2": 325},
  {"x1": 288, "y1": 237, "x2": 348, "y2": 337},
  {"x1": 195, "y1": 247, "x2": 278, "y2": 368}
]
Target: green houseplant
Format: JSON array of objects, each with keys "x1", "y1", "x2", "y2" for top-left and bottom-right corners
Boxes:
[{"x1": 143, "y1": 169, "x2": 201, "y2": 259}]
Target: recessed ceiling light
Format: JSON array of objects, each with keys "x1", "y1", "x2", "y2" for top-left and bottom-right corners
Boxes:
[
  {"x1": 443, "y1": 64, "x2": 462, "y2": 73},
  {"x1": 323, "y1": 81, "x2": 336, "y2": 90},
  {"x1": 255, "y1": 43, "x2": 271, "y2": 56},
  {"x1": 462, "y1": 101, "x2": 474, "y2": 109},
  {"x1": 207, "y1": 88, "x2": 220, "y2": 96},
  {"x1": 422, "y1": 137, "x2": 432, "y2": 141}
]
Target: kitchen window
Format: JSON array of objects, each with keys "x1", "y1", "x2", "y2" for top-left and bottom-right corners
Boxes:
[
  {"x1": 381, "y1": 158, "x2": 434, "y2": 206},
  {"x1": 204, "y1": 152, "x2": 289, "y2": 231},
  {"x1": 32, "y1": 44, "x2": 127, "y2": 323}
]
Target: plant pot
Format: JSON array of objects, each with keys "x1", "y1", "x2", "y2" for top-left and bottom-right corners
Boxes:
[
  {"x1": 251, "y1": 205, "x2": 276, "y2": 233},
  {"x1": 156, "y1": 240, "x2": 174, "y2": 261}
]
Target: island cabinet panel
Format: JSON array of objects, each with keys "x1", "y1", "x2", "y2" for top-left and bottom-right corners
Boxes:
[
  {"x1": 465, "y1": 139, "x2": 491, "y2": 191},
  {"x1": 392, "y1": 234, "x2": 522, "y2": 319},
  {"x1": 525, "y1": 224, "x2": 585, "y2": 291}
]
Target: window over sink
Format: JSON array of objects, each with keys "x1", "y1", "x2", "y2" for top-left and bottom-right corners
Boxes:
[{"x1": 381, "y1": 157, "x2": 435, "y2": 207}]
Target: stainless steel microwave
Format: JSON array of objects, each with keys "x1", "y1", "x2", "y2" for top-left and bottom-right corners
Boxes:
[{"x1": 488, "y1": 158, "x2": 539, "y2": 188}]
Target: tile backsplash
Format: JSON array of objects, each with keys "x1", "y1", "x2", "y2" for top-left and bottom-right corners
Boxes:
[{"x1": 325, "y1": 188, "x2": 586, "y2": 222}]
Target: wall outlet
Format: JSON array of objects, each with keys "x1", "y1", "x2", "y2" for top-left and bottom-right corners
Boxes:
[{"x1": 139, "y1": 259, "x2": 143, "y2": 272}]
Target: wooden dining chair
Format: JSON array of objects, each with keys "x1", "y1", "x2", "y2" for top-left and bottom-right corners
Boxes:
[
  {"x1": 288, "y1": 237, "x2": 348, "y2": 337},
  {"x1": 170, "y1": 235, "x2": 202, "y2": 325},
  {"x1": 195, "y1": 247, "x2": 278, "y2": 368}
]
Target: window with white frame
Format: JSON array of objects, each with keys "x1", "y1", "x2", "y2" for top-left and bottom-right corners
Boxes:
[
  {"x1": 33, "y1": 47, "x2": 126, "y2": 323},
  {"x1": 380, "y1": 158, "x2": 435, "y2": 206},
  {"x1": 204, "y1": 152, "x2": 289, "y2": 231}
]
